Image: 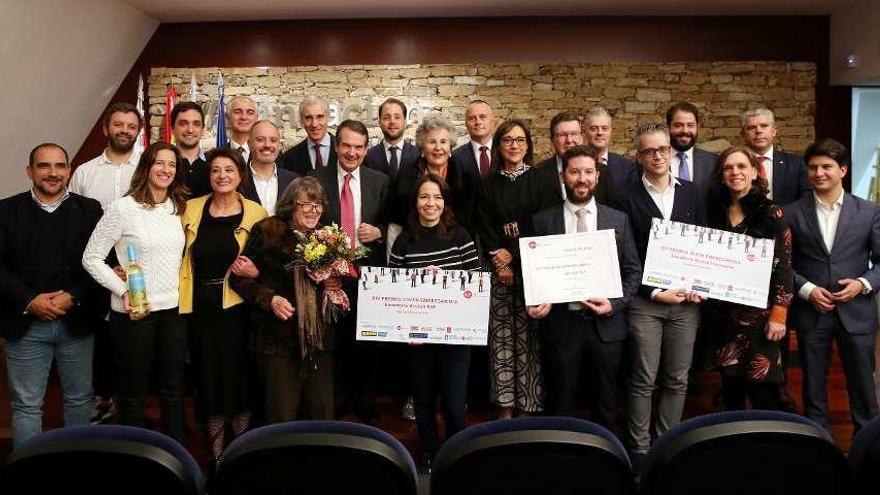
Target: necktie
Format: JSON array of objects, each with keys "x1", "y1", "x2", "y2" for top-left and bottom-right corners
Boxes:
[
  {"x1": 677, "y1": 152, "x2": 690, "y2": 181},
  {"x1": 576, "y1": 208, "x2": 589, "y2": 233},
  {"x1": 340, "y1": 173, "x2": 356, "y2": 247},
  {"x1": 314, "y1": 143, "x2": 324, "y2": 168},
  {"x1": 237, "y1": 146, "x2": 245, "y2": 154},
  {"x1": 600, "y1": 156, "x2": 608, "y2": 164},
  {"x1": 389, "y1": 145, "x2": 399, "y2": 174},
  {"x1": 479, "y1": 146, "x2": 490, "y2": 177},
  {"x1": 756, "y1": 155, "x2": 768, "y2": 179}
]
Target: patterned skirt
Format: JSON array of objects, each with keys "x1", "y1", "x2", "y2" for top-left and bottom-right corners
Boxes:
[{"x1": 488, "y1": 275, "x2": 544, "y2": 412}]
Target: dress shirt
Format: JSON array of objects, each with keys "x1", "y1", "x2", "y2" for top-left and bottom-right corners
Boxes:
[
  {"x1": 337, "y1": 166, "x2": 363, "y2": 247},
  {"x1": 69, "y1": 150, "x2": 139, "y2": 211},
  {"x1": 383, "y1": 138, "x2": 405, "y2": 164},
  {"x1": 564, "y1": 198, "x2": 597, "y2": 310},
  {"x1": 308, "y1": 133, "x2": 332, "y2": 169},
  {"x1": 230, "y1": 140, "x2": 250, "y2": 164},
  {"x1": 671, "y1": 147, "x2": 694, "y2": 180},
  {"x1": 798, "y1": 191, "x2": 872, "y2": 300},
  {"x1": 30, "y1": 189, "x2": 70, "y2": 213},
  {"x1": 469, "y1": 139, "x2": 492, "y2": 168},
  {"x1": 642, "y1": 174, "x2": 679, "y2": 221},
  {"x1": 250, "y1": 163, "x2": 279, "y2": 215}
]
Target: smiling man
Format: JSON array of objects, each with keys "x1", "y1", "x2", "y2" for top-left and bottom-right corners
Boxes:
[
  {"x1": 665, "y1": 101, "x2": 717, "y2": 200},
  {"x1": 240, "y1": 120, "x2": 297, "y2": 215},
  {"x1": 170, "y1": 101, "x2": 210, "y2": 198},
  {"x1": 452, "y1": 99, "x2": 497, "y2": 177},
  {"x1": 279, "y1": 95, "x2": 338, "y2": 175},
  {"x1": 364, "y1": 98, "x2": 418, "y2": 179},
  {"x1": 740, "y1": 107, "x2": 811, "y2": 205},
  {"x1": 225, "y1": 96, "x2": 258, "y2": 164}
]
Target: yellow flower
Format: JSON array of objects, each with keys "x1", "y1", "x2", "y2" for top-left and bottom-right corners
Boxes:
[{"x1": 303, "y1": 243, "x2": 327, "y2": 262}]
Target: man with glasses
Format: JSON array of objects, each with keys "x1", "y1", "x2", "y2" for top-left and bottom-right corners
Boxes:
[
  {"x1": 617, "y1": 123, "x2": 705, "y2": 470},
  {"x1": 240, "y1": 120, "x2": 298, "y2": 215},
  {"x1": 583, "y1": 106, "x2": 639, "y2": 192}
]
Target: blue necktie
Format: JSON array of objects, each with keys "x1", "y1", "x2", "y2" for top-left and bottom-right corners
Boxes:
[{"x1": 677, "y1": 152, "x2": 690, "y2": 181}]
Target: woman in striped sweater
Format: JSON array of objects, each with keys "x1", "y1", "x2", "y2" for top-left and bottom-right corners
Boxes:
[{"x1": 388, "y1": 173, "x2": 480, "y2": 472}]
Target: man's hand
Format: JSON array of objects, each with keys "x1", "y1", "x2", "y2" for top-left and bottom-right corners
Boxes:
[
  {"x1": 808, "y1": 286, "x2": 836, "y2": 313},
  {"x1": 583, "y1": 298, "x2": 613, "y2": 316},
  {"x1": 26, "y1": 291, "x2": 66, "y2": 320},
  {"x1": 358, "y1": 223, "x2": 382, "y2": 244},
  {"x1": 50, "y1": 291, "x2": 75, "y2": 312},
  {"x1": 527, "y1": 303, "x2": 551, "y2": 320},
  {"x1": 653, "y1": 289, "x2": 688, "y2": 305},
  {"x1": 831, "y1": 278, "x2": 864, "y2": 303}
]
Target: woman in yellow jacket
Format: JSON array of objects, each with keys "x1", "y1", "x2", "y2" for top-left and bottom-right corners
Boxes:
[{"x1": 179, "y1": 148, "x2": 267, "y2": 463}]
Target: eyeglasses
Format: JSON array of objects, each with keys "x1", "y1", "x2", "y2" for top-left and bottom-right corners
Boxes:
[
  {"x1": 501, "y1": 137, "x2": 528, "y2": 147},
  {"x1": 296, "y1": 202, "x2": 323, "y2": 213},
  {"x1": 638, "y1": 146, "x2": 671, "y2": 158}
]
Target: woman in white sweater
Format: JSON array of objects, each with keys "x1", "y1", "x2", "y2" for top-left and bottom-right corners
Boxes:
[{"x1": 82, "y1": 142, "x2": 189, "y2": 441}]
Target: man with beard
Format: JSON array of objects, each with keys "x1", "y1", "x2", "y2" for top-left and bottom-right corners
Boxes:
[
  {"x1": 225, "y1": 96, "x2": 258, "y2": 165},
  {"x1": 240, "y1": 120, "x2": 298, "y2": 216},
  {"x1": 170, "y1": 101, "x2": 210, "y2": 198},
  {"x1": 69, "y1": 102, "x2": 142, "y2": 211},
  {"x1": 0, "y1": 143, "x2": 104, "y2": 446},
  {"x1": 452, "y1": 100, "x2": 497, "y2": 177},
  {"x1": 279, "y1": 95, "x2": 338, "y2": 175},
  {"x1": 364, "y1": 98, "x2": 418, "y2": 179},
  {"x1": 583, "y1": 106, "x2": 639, "y2": 193},
  {"x1": 665, "y1": 102, "x2": 718, "y2": 201},
  {"x1": 528, "y1": 145, "x2": 642, "y2": 431},
  {"x1": 617, "y1": 123, "x2": 704, "y2": 469}
]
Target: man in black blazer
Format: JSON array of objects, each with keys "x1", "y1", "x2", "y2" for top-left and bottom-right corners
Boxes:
[
  {"x1": 240, "y1": 120, "x2": 298, "y2": 215},
  {"x1": 0, "y1": 143, "x2": 104, "y2": 447},
  {"x1": 528, "y1": 145, "x2": 642, "y2": 431},
  {"x1": 584, "y1": 106, "x2": 639, "y2": 193},
  {"x1": 451, "y1": 99, "x2": 497, "y2": 178},
  {"x1": 666, "y1": 101, "x2": 718, "y2": 201},
  {"x1": 311, "y1": 119, "x2": 389, "y2": 423},
  {"x1": 363, "y1": 98, "x2": 419, "y2": 179},
  {"x1": 785, "y1": 138, "x2": 880, "y2": 433},
  {"x1": 741, "y1": 107, "x2": 810, "y2": 206},
  {"x1": 278, "y1": 95, "x2": 338, "y2": 175}
]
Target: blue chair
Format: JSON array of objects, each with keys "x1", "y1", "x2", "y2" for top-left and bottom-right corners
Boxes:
[
  {"x1": 849, "y1": 414, "x2": 880, "y2": 492},
  {"x1": 431, "y1": 416, "x2": 633, "y2": 495},
  {"x1": 211, "y1": 420, "x2": 418, "y2": 495},
  {"x1": 0, "y1": 425, "x2": 203, "y2": 494},
  {"x1": 640, "y1": 410, "x2": 851, "y2": 495}
]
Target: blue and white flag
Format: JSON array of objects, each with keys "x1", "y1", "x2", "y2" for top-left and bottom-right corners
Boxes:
[{"x1": 215, "y1": 71, "x2": 228, "y2": 149}]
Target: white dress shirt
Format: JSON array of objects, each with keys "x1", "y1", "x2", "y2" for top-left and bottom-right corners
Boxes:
[
  {"x1": 642, "y1": 174, "x2": 679, "y2": 221},
  {"x1": 337, "y1": 166, "x2": 363, "y2": 247},
  {"x1": 308, "y1": 133, "x2": 332, "y2": 169},
  {"x1": 383, "y1": 138, "x2": 405, "y2": 164},
  {"x1": 230, "y1": 140, "x2": 250, "y2": 165},
  {"x1": 564, "y1": 197, "x2": 597, "y2": 310},
  {"x1": 69, "y1": 150, "x2": 139, "y2": 211},
  {"x1": 250, "y1": 163, "x2": 279, "y2": 215}
]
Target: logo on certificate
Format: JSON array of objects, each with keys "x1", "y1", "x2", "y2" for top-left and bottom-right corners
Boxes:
[
  {"x1": 528, "y1": 241, "x2": 537, "y2": 249},
  {"x1": 463, "y1": 290, "x2": 473, "y2": 299}
]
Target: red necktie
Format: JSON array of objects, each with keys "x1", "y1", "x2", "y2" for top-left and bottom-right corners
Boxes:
[
  {"x1": 757, "y1": 156, "x2": 768, "y2": 179},
  {"x1": 340, "y1": 173, "x2": 356, "y2": 247},
  {"x1": 314, "y1": 143, "x2": 324, "y2": 168},
  {"x1": 479, "y1": 146, "x2": 490, "y2": 177}
]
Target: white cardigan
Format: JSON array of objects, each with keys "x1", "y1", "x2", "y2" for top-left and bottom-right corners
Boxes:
[{"x1": 82, "y1": 195, "x2": 185, "y2": 313}]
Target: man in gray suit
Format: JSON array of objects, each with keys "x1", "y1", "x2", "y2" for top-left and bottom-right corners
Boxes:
[
  {"x1": 666, "y1": 101, "x2": 717, "y2": 201},
  {"x1": 785, "y1": 138, "x2": 880, "y2": 433}
]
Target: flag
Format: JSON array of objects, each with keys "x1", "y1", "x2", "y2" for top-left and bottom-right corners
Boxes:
[
  {"x1": 215, "y1": 72, "x2": 228, "y2": 149},
  {"x1": 190, "y1": 72, "x2": 198, "y2": 102},
  {"x1": 163, "y1": 83, "x2": 177, "y2": 144},
  {"x1": 134, "y1": 74, "x2": 148, "y2": 154}
]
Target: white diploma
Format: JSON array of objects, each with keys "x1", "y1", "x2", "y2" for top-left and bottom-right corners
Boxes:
[
  {"x1": 642, "y1": 218, "x2": 774, "y2": 309},
  {"x1": 519, "y1": 230, "x2": 623, "y2": 306},
  {"x1": 356, "y1": 266, "x2": 490, "y2": 346}
]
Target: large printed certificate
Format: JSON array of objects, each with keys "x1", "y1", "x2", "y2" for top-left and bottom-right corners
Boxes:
[
  {"x1": 642, "y1": 218, "x2": 774, "y2": 309},
  {"x1": 355, "y1": 266, "x2": 490, "y2": 346},
  {"x1": 519, "y1": 230, "x2": 623, "y2": 306}
]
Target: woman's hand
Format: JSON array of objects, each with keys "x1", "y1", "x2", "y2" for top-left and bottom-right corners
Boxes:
[
  {"x1": 231, "y1": 256, "x2": 259, "y2": 279},
  {"x1": 527, "y1": 303, "x2": 551, "y2": 320},
  {"x1": 490, "y1": 248, "x2": 513, "y2": 269},
  {"x1": 113, "y1": 265, "x2": 127, "y2": 282},
  {"x1": 323, "y1": 276, "x2": 343, "y2": 291},
  {"x1": 271, "y1": 295, "x2": 295, "y2": 321},
  {"x1": 764, "y1": 320, "x2": 786, "y2": 342},
  {"x1": 497, "y1": 266, "x2": 514, "y2": 286}
]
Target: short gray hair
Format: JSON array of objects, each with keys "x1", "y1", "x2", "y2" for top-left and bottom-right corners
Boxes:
[
  {"x1": 584, "y1": 106, "x2": 612, "y2": 121},
  {"x1": 299, "y1": 95, "x2": 329, "y2": 117},
  {"x1": 741, "y1": 107, "x2": 775, "y2": 129},
  {"x1": 415, "y1": 114, "x2": 458, "y2": 150},
  {"x1": 633, "y1": 123, "x2": 670, "y2": 150}
]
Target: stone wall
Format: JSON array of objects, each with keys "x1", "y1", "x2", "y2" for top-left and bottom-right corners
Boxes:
[{"x1": 148, "y1": 61, "x2": 815, "y2": 159}]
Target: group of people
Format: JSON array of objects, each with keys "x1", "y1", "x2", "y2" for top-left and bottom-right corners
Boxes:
[{"x1": 1, "y1": 92, "x2": 877, "y2": 474}]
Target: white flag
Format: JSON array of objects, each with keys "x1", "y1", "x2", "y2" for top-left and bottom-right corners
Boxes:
[
  {"x1": 134, "y1": 74, "x2": 147, "y2": 155},
  {"x1": 190, "y1": 72, "x2": 198, "y2": 102}
]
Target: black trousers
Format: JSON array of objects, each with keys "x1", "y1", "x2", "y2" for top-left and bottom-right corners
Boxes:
[
  {"x1": 721, "y1": 375, "x2": 781, "y2": 410},
  {"x1": 407, "y1": 344, "x2": 470, "y2": 455},
  {"x1": 109, "y1": 309, "x2": 187, "y2": 442},
  {"x1": 540, "y1": 311, "x2": 622, "y2": 432}
]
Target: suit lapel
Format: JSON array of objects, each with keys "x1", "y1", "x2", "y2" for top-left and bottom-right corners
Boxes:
[
  {"x1": 550, "y1": 205, "x2": 565, "y2": 235},
  {"x1": 636, "y1": 181, "x2": 663, "y2": 219},
  {"x1": 802, "y1": 194, "x2": 830, "y2": 257},
  {"x1": 323, "y1": 166, "x2": 341, "y2": 224},
  {"x1": 830, "y1": 193, "x2": 855, "y2": 255},
  {"x1": 772, "y1": 150, "x2": 784, "y2": 200}
]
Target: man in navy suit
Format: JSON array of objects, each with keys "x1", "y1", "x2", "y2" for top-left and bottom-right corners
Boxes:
[
  {"x1": 666, "y1": 101, "x2": 717, "y2": 201},
  {"x1": 584, "y1": 106, "x2": 639, "y2": 193},
  {"x1": 741, "y1": 107, "x2": 810, "y2": 206},
  {"x1": 528, "y1": 145, "x2": 642, "y2": 431},
  {"x1": 785, "y1": 138, "x2": 880, "y2": 433},
  {"x1": 363, "y1": 98, "x2": 418, "y2": 179},
  {"x1": 278, "y1": 95, "x2": 337, "y2": 175},
  {"x1": 451, "y1": 100, "x2": 497, "y2": 178},
  {"x1": 240, "y1": 120, "x2": 297, "y2": 215}
]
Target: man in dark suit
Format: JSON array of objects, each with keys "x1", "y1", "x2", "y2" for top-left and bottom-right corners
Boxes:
[
  {"x1": 240, "y1": 120, "x2": 298, "y2": 215},
  {"x1": 311, "y1": 119, "x2": 389, "y2": 423},
  {"x1": 225, "y1": 96, "x2": 258, "y2": 164},
  {"x1": 451, "y1": 99, "x2": 497, "y2": 178},
  {"x1": 537, "y1": 111, "x2": 620, "y2": 207},
  {"x1": 363, "y1": 98, "x2": 419, "y2": 179},
  {"x1": 0, "y1": 143, "x2": 104, "y2": 447},
  {"x1": 278, "y1": 95, "x2": 337, "y2": 175},
  {"x1": 741, "y1": 107, "x2": 811, "y2": 206},
  {"x1": 666, "y1": 101, "x2": 718, "y2": 201},
  {"x1": 584, "y1": 106, "x2": 639, "y2": 192},
  {"x1": 528, "y1": 144, "x2": 642, "y2": 432},
  {"x1": 785, "y1": 138, "x2": 880, "y2": 434}
]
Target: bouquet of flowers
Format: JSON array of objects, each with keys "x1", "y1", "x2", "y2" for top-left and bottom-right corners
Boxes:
[{"x1": 293, "y1": 224, "x2": 368, "y2": 322}]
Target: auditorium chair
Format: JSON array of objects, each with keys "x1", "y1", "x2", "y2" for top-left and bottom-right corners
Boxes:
[
  {"x1": 640, "y1": 410, "x2": 851, "y2": 495},
  {"x1": 211, "y1": 420, "x2": 418, "y2": 495},
  {"x1": 848, "y1": 413, "x2": 880, "y2": 493},
  {"x1": 0, "y1": 424, "x2": 203, "y2": 495},
  {"x1": 430, "y1": 416, "x2": 634, "y2": 495}
]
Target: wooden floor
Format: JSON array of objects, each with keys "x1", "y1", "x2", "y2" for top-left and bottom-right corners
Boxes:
[{"x1": 0, "y1": 339, "x2": 867, "y2": 467}]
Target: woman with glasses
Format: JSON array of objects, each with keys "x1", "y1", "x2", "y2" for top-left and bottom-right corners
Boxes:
[
  {"x1": 179, "y1": 148, "x2": 267, "y2": 462},
  {"x1": 479, "y1": 119, "x2": 560, "y2": 419},
  {"x1": 231, "y1": 176, "x2": 341, "y2": 422}
]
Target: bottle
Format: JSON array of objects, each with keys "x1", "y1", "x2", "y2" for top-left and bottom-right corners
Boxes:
[{"x1": 126, "y1": 244, "x2": 150, "y2": 320}]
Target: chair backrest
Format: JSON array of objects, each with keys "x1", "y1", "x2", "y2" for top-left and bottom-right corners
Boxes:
[
  {"x1": 641, "y1": 410, "x2": 851, "y2": 495},
  {"x1": 0, "y1": 425, "x2": 203, "y2": 495},
  {"x1": 431, "y1": 416, "x2": 633, "y2": 495},
  {"x1": 211, "y1": 420, "x2": 418, "y2": 495},
  {"x1": 849, "y1": 413, "x2": 880, "y2": 492}
]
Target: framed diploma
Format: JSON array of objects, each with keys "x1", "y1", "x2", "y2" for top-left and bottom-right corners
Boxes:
[{"x1": 519, "y1": 230, "x2": 623, "y2": 306}]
